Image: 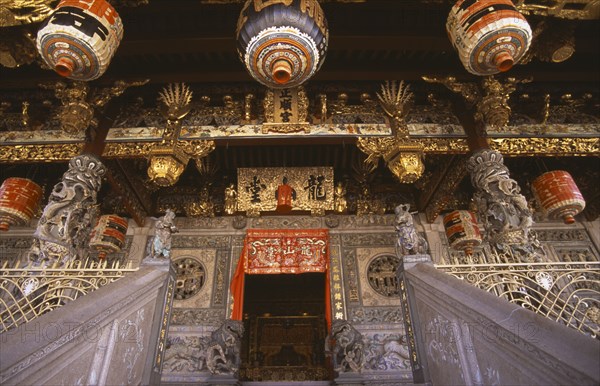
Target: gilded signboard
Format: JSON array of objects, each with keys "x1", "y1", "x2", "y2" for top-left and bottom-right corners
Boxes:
[{"x1": 237, "y1": 167, "x2": 334, "y2": 214}]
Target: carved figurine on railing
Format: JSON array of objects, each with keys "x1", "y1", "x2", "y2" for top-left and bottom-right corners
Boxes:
[
  {"x1": 28, "y1": 154, "x2": 105, "y2": 266},
  {"x1": 206, "y1": 319, "x2": 244, "y2": 375},
  {"x1": 467, "y1": 149, "x2": 544, "y2": 263},
  {"x1": 151, "y1": 209, "x2": 178, "y2": 259},
  {"x1": 394, "y1": 204, "x2": 428, "y2": 256},
  {"x1": 327, "y1": 319, "x2": 364, "y2": 373}
]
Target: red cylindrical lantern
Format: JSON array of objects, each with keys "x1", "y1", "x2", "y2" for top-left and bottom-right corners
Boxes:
[
  {"x1": 532, "y1": 170, "x2": 585, "y2": 224},
  {"x1": 89, "y1": 214, "x2": 128, "y2": 259},
  {"x1": 446, "y1": 0, "x2": 532, "y2": 76},
  {"x1": 36, "y1": 0, "x2": 124, "y2": 80},
  {"x1": 0, "y1": 178, "x2": 43, "y2": 232},
  {"x1": 443, "y1": 210, "x2": 483, "y2": 256}
]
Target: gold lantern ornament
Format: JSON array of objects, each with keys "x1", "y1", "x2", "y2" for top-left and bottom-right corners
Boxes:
[
  {"x1": 147, "y1": 83, "x2": 195, "y2": 187},
  {"x1": 147, "y1": 146, "x2": 190, "y2": 187},
  {"x1": 383, "y1": 144, "x2": 425, "y2": 184},
  {"x1": 532, "y1": 170, "x2": 585, "y2": 224},
  {"x1": 0, "y1": 178, "x2": 43, "y2": 231}
]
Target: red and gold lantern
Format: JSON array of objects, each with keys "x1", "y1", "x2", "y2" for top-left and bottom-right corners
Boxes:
[
  {"x1": 0, "y1": 178, "x2": 43, "y2": 232},
  {"x1": 443, "y1": 210, "x2": 482, "y2": 256},
  {"x1": 89, "y1": 214, "x2": 128, "y2": 259},
  {"x1": 532, "y1": 170, "x2": 585, "y2": 224},
  {"x1": 446, "y1": 0, "x2": 532, "y2": 76},
  {"x1": 236, "y1": 0, "x2": 328, "y2": 88},
  {"x1": 36, "y1": 0, "x2": 124, "y2": 81}
]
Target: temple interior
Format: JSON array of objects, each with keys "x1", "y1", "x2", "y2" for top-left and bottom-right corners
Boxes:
[{"x1": 0, "y1": 1, "x2": 599, "y2": 385}]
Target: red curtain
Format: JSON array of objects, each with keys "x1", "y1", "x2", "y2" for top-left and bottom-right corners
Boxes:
[{"x1": 230, "y1": 228, "x2": 332, "y2": 330}]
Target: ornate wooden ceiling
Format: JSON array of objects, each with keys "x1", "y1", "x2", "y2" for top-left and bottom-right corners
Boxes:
[{"x1": 0, "y1": 0, "x2": 598, "y2": 223}]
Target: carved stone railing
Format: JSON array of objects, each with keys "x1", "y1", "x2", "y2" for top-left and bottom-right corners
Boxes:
[
  {"x1": 0, "y1": 259, "x2": 138, "y2": 334},
  {"x1": 0, "y1": 258, "x2": 175, "y2": 386},
  {"x1": 402, "y1": 263, "x2": 600, "y2": 385},
  {"x1": 436, "y1": 261, "x2": 600, "y2": 338}
]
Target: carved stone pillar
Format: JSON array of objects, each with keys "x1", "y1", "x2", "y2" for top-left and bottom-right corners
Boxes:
[
  {"x1": 466, "y1": 149, "x2": 544, "y2": 263},
  {"x1": 28, "y1": 154, "x2": 106, "y2": 266}
]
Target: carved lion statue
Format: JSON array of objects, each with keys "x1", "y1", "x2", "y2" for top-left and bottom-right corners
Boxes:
[
  {"x1": 327, "y1": 319, "x2": 364, "y2": 373},
  {"x1": 206, "y1": 319, "x2": 244, "y2": 375}
]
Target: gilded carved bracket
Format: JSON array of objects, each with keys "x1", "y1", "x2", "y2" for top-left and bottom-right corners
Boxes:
[
  {"x1": 422, "y1": 75, "x2": 530, "y2": 132},
  {"x1": 133, "y1": 83, "x2": 216, "y2": 187},
  {"x1": 38, "y1": 79, "x2": 149, "y2": 137},
  {"x1": 357, "y1": 81, "x2": 425, "y2": 184}
]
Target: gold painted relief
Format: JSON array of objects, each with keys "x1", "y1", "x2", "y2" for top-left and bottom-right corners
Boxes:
[
  {"x1": 237, "y1": 167, "x2": 334, "y2": 213},
  {"x1": 253, "y1": 0, "x2": 293, "y2": 12},
  {"x1": 0, "y1": 143, "x2": 84, "y2": 162}
]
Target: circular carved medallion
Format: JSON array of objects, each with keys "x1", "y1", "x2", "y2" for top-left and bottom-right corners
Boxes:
[
  {"x1": 173, "y1": 257, "x2": 206, "y2": 300},
  {"x1": 367, "y1": 254, "x2": 401, "y2": 297}
]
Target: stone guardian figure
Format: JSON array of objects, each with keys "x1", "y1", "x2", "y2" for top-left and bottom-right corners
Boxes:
[
  {"x1": 394, "y1": 204, "x2": 428, "y2": 256},
  {"x1": 327, "y1": 319, "x2": 364, "y2": 373},
  {"x1": 206, "y1": 319, "x2": 245, "y2": 375},
  {"x1": 151, "y1": 209, "x2": 178, "y2": 259}
]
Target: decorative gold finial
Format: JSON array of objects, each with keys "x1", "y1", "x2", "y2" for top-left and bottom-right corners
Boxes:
[
  {"x1": 357, "y1": 80, "x2": 424, "y2": 184},
  {"x1": 377, "y1": 80, "x2": 413, "y2": 138},
  {"x1": 158, "y1": 83, "x2": 193, "y2": 121}
]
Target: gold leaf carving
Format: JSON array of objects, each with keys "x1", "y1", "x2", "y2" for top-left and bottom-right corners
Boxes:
[
  {"x1": 0, "y1": 144, "x2": 84, "y2": 162},
  {"x1": 103, "y1": 143, "x2": 156, "y2": 158}
]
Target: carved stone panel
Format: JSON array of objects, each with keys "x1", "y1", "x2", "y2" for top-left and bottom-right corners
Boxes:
[
  {"x1": 0, "y1": 236, "x2": 33, "y2": 265},
  {"x1": 171, "y1": 250, "x2": 216, "y2": 309},
  {"x1": 362, "y1": 331, "x2": 411, "y2": 372},
  {"x1": 106, "y1": 306, "x2": 152, "y2": 386},
  {"x1": 356, "y1": 248, "x2": 400, "y2": 307},
  {"x1": 173, "y1": 257, "x2": 207, "y2": 301},
  {"x1": 367, "y1": 254, "x2": 402, "y2": 298}
]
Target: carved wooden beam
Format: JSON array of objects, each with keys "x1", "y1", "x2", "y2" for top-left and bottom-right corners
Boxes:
[
  {"x1": 418, "y1": 155, "x2": 469, "y2": 223},
  {"x1": 104, "y1": 159, "x2": 152, "y2": 226}
]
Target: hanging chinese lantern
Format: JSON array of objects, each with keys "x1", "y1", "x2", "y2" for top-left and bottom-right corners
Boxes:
[
  {"x1": 89, "y1": 214, "x2": 128, "y2": 259},
  {"x1": 446, "y1": 0, "x2": 532, "y2": 76},
  {"x1": 236, "y1": 0, "x2": 328, "y2": 88},
  {"x1": 36, "y1": 0, "x2": 124, "y2": 81},
  {"x1": 0, "y1": 178, "x2": 43, "y2": 232},
  {"x1": 532, "y1": 170, "x2": 585, "y2": 224},
  {"x1": 443, "y1": 210, "x2": 483, "y2": 256}
]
